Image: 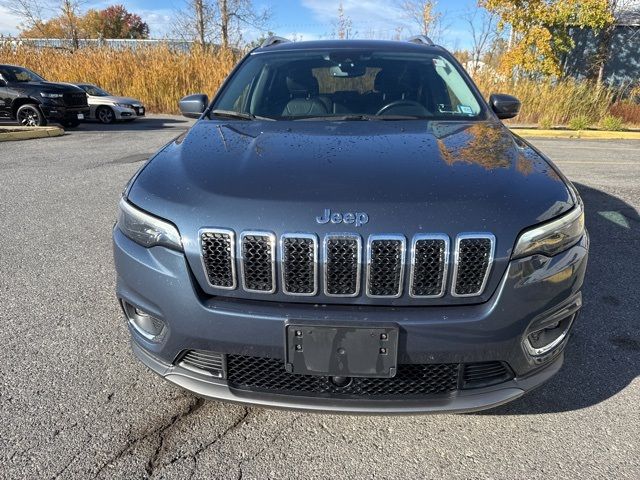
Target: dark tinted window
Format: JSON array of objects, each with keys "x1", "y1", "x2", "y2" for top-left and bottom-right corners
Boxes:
[
  {"x1": 0, "y1": 66, "x2": 45, "y2": 83},
  {"x1": 214, "y1": 49, "x2": 484, "y2": 120}
]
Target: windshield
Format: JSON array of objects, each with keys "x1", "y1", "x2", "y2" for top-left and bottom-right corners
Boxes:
[
  {"x1": 213, "y1": 49, "x2": 485, "y2": 120},
  {"x1": 79, "y1": 84, "x2": 110, "y2": 96},
  {"x1": 0, "y1": 66, "x2": 45, "y2": 83}
]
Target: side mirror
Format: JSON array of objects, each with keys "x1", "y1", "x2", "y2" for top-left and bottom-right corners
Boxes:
[
  {"x1": 179, "y1": 94, "x2": 209, "y2": 119},
  {"x1": 489, "y1": 93, "x2": 521, "y2": 120},
  {"x1": 0, "y1": 78, "x2": 6, "y2": 87}
]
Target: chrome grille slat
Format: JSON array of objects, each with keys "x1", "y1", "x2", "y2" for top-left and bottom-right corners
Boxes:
[
  {"x1": 200, "y1": 228, "x2": 236, "y2": 290},
  {"x1": 409, "y1": 234, "x2": 449, "y2": 298},
  {"x1": 240, "y1": 231, "x2": 276, "y2": 293},
  {"x1": 366, "y1": 235, "x2": 406, "y2": 298},
  {"x1": 198, "y1": 230, "x2": 496, "y2": 300},
  {"x1": 451, "y1": 233, "x2": 495, "y2": 297},
  {"x1": 281, "y1": 233, "x2": 318, "y2": 296},
  {"x1": 324, "y1": 234, "x2": 362, "y2": 297}
]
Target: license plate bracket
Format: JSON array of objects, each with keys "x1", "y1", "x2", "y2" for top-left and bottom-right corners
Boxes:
[{"x1": 285, "y1": 323, "x2": 399, "y2": 378}]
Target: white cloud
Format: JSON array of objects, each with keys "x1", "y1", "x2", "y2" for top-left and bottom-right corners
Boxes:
[{"x1": 0, "y1": 6, "x2": 23, "y2": 35}]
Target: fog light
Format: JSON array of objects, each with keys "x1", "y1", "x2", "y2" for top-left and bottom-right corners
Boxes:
[
  {"x1": 121, "y1": 301, "x2": 166, "y2": 341},
  {"x1": 524, "y1": 314, "x2": 575, "y2": 356}
]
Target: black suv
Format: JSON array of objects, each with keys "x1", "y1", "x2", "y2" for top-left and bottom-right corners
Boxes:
[
  {"x1": 114, "y1": 37, "x2": 588, "y2": 413},
  {"x1": 0, "y1": 64, "x2": 89, "y2": 128}
]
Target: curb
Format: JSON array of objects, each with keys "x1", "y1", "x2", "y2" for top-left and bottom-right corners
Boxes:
[
  {"x1": 510, "y1": 128, "x2": 640, "y2": 140},
  {"x1": 0, "y1": 126, "x2": 65, "y2": 142}
]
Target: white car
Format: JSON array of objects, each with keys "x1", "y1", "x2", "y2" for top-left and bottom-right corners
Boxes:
[{"x1": 73, "y1": 84, "x2": 145, "y2": 124}]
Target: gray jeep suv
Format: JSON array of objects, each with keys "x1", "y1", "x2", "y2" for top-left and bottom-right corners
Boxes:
[{"x1": 113, "y1": 37, "x2": 588, "y2": 413}]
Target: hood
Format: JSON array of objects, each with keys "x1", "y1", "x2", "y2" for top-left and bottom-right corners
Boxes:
[
  {"x1": 29, "y1": 81, "x2": 85, "y2": 93},
  {"x1": 128, "y1": 119, "x2": 573, "y2": 305},
  {"x1": 90, "y1": 95, "x2": 141, "y2": 105}
]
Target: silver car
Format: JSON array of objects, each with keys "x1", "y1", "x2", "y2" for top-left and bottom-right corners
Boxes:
[{"x1": 73, "y1": 84, "x2": 145, "y2": 124}]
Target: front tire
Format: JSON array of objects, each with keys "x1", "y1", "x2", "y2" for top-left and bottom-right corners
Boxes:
[
  {"x1": 96, "y1": 106, "x2": 115, "y2": 124},
  {"x1": 16, "y1": 104, "x2": 47, "y2": 127}
]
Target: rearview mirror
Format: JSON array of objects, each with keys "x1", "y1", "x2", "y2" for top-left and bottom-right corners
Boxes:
[
  {"x1": 489, "y1": 93, "x2": 521, "y2": 120},
  {"x1": 179, "y1": 94, "x2": 209, "y2": 119}
]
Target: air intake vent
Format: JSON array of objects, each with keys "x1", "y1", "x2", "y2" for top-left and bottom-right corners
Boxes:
[
  {"x1": 241, "y1": 232, "x2": 276, "y2": 293},
  {"x1": 462, "y1": 361, "x2": 512, "y2": 388},
  {"x1": 178, "y1": 350, "x2": 225, "y2": 378},
  {"x1": 366, "y1": 236, "x2": 406, "y2": 297},
  {"x1": 452, "y1": 234, "x2": 494, "y2": 297},
  {"x1": 324, "y1": 234, "x2": 361, "y2": 297},
  {"x1": 410, "y1": 235, "x2": 449, "y2": 298},
  {"x1": 281, "y1": 234, "x2": 317, "y2": 295},
  {"x1": 200, "y1": 229, "x2": 236, "y2": 289}
]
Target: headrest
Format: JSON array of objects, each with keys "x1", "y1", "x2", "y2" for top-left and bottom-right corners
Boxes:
[{"x1": 286, "y1": 69, "x2": 319, "y2": 96}]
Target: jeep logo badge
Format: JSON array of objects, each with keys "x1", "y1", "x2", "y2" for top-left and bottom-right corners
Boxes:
[{"x1": 316, "y1": 208, "x2": 369, "y2": 227}]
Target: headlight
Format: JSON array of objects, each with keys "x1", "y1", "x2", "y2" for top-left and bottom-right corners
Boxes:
[
  {"x1": 512, "y1": 203, "x2": 584, "y2": 258},
  {"x1": 41, "y1": 92, "x2": 64, "y2": 98},
  {"x1": 115, "y1": 103, "x2": 133, "y2": 108},
  {"x1": 117, "y1": 198, "x2": 182, "y2": 250}
]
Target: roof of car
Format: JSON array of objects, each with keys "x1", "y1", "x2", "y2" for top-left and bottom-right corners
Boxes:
[{"x1": 252, "y1": 39, "x2": 444, "y2": 54}]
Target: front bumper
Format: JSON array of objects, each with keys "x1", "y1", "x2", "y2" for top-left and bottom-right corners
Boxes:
[
  {"x1": 112, "y1": 105, "x2": 145, "y2": 119},
  {"x1": 40, "y1": 105, "x2": 89, "y2": 121},
  {"x1": 114, "y1": 228, "x2": 588, "y2": 413}
]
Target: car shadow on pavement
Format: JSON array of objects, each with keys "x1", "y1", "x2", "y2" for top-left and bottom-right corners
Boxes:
[
  {"x1": 73, "y1": 116, "x2": 193, "y2": 132},
  {"x1": 482, "y1": 183, "x2": 639, "y2": 415}
]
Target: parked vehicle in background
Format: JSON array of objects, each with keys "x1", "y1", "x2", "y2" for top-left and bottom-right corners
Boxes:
[
  {"x1": 73, "y1": 84, "x2": 145, "y2": 124},
  {"x1": 0, "y1": 64, "x2": 89, "y2": 128}
]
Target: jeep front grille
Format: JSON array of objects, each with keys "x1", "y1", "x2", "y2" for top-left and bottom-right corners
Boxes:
[
  {"x1": 199, "y1": 230, "x2": 495, "y2": 299},
  {"x1": 200, "y1": 229, "x2": 236, "y2": 289},
  {"x1": 324, "y1": 234, "x2": 361, "y2": 297},
  {"x1": 366, "y1": 236, "x2": 406, "y2": 298},
  {"x1": 240, "y1": 232, "x2": 276, "y2": 293},
  {"x1": 281, "y1": 234, "x2": 318, "y2": 295},
  {"x1": 452, "y1": 234, "x2": 495, "y2": 297}
]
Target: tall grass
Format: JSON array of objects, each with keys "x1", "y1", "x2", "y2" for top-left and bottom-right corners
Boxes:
[
  {"x1": 0, "y1": 44, "x2": 635, "y2": 126},
  {"x1": 0, "y1": 45, "x2": 238, "y2": 113},
  {"x1": 473, "y1": 72, "x2": 616, "y2": 126}
]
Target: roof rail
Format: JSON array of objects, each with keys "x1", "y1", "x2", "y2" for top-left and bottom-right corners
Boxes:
[
  {"x1": 260, "y1": 36, "x2": 291, "y2": 48},
  {"x1": 407, "y1": 35, "x2": 434, "y2": 46}
]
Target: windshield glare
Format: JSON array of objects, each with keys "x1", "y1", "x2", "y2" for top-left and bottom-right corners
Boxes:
[
  {"x1": 80, "y1": 85, "x2": 110, "y2": 96},
  {"x1": 0, "y1": 66, "x2": 45, "y2": 83},
  {"x1": 213, "y1": 50, "x2": 484, "y2": 120}
]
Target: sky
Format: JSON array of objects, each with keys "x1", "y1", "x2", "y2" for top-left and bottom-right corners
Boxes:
[{"x1": 0, "y1": 0, "x2": 479, "y2": 48}]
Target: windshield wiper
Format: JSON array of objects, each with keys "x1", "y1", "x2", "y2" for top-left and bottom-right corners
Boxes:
[{"x1": 210, "y1": 109, "x2": 274, "y2": 121}]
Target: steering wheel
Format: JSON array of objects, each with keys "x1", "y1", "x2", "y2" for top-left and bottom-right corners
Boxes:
[{"x1": 375, "y1": 100, "x2": 428, "y2": 116}]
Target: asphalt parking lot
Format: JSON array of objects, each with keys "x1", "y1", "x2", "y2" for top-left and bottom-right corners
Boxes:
[{"x1": 1, "y1": 115, "x2": 638, "y2": 479}]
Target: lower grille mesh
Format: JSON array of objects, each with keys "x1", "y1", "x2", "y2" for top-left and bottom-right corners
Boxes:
[
  {"x1": 227, "y1": 355, "x2": 459, "y2": 397},
  {"x1": 179, "y1": 350, "x2": 224, "y2": 377}
]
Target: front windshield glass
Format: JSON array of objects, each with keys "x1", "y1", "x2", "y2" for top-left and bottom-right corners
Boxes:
[
  {"x1": 80, "y1": 85, "x2": 110, "y2": 96},
  {"x1": 0, "y1": 66, "x2": 45, "y2": 83},
  {"x1": 213, "y1": 49, "x2": 485, "y2": 120}
]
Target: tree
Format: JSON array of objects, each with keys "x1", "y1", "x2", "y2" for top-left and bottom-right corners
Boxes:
[
  {"x1": 174, "y1": 0, "x2": 270, "y2": 48},
  {"x1": 464, "y1": 8, "x2": 499, "y2": 75},
  {"x1": 333, "y1": 1, "x2": 353, "y2": 39},
  {"x1": 398, "y1": 0, "x2": 443, "y2": 39},
  {"x1": 590, "y1": 0, "x2": 636, "y2": 84},
  {"x1": 481, "y1": 0, "x2": 614, "y2": 77},
  {"x1": 17, "y1": 3, "x2": 150, "y2": 42}
]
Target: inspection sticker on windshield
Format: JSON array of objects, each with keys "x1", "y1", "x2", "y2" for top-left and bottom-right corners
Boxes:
[{"x1": 458, "y1": 105, "x2": 474, "y2": 115}]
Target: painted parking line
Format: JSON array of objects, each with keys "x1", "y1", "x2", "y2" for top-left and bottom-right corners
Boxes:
[{"x1": 554, "y1": 161, "x2": 639, "y2": 165}]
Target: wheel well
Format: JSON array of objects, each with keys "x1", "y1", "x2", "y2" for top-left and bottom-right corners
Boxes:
[{"x1": 12, "y1": 98, "x2": 41, "y2": 118}]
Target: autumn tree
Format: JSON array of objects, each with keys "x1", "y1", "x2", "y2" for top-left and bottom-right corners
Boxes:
[
  {"x1": 481, "y1": 0, "x2": 614, "y2": 77},
  {"x1": 464, "y1": 8, "x2": 499, "y2": 75},
  {"x1": 333, "y1": 1, "x2": 354, "y2": 39},
  {"x1": 398, "y1": 0, "x2": 443, "y2": 39}
]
